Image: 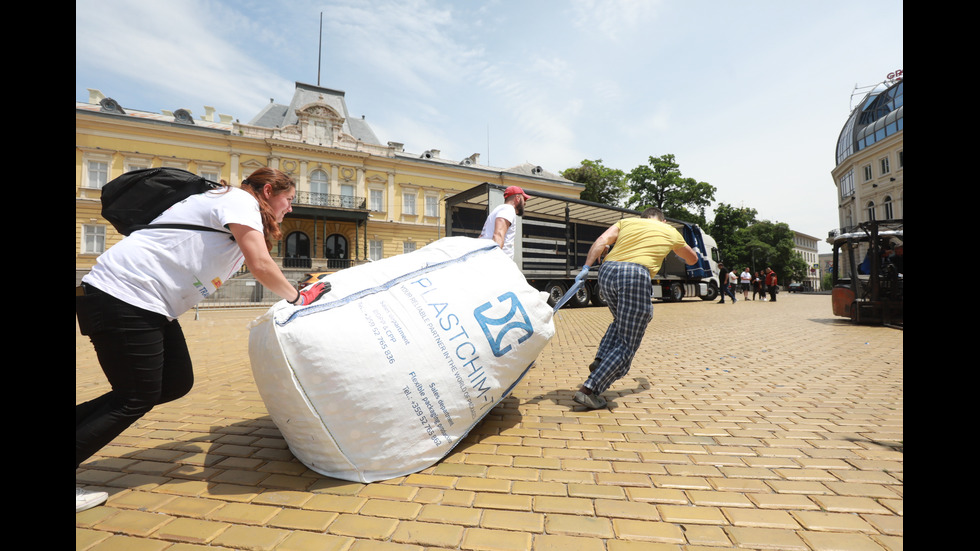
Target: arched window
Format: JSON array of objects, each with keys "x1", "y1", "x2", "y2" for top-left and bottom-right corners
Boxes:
[
  {"x1": 325, "y1": 234, "x2": 348, "y2": 269},
  {"x1": 866, "y1": 201, "x2": 876, "y2": 222},
  {"x1": 883, "y1": 196, "x2": 894, "y2": 219},
  {"x1": 285, "y1": 232, "x2": 311, "y2": 268}
]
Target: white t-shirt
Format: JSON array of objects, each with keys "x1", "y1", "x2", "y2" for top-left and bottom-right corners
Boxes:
[
  {"x1": 83, "y1": 187, "x2": 264, "y2": 319},
  {"x1": 740, "y1": 270, "x2": 752, "y2": 284},
  {"x1": 479, "y1": 203, "x2": 517, "y2": 259}
]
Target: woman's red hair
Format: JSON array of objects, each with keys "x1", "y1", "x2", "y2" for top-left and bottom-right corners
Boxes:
[{"x1": 240, "y1": 168, "x2": 295, "y2": 251}]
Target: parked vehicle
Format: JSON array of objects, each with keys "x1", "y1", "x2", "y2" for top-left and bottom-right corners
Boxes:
[
  {"x1": 788, "y1": 283, "x2": 805, "y2": 293},
  {"x1": 445, "y1": 183, "x2": 722, "y2": 307},
  {"x1": 831, "y1": 219, "x2": 902, "y2": 327}
]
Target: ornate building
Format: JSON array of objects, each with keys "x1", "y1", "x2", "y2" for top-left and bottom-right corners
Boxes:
[
  {"x1": 76, "y1": 82, "x2": 582, "y2": 284},
  {"x1": 831, "y1": 75, "x2": 903, "y2": 235}
]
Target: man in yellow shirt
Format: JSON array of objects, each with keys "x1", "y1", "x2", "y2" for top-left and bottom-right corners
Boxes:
[{"x1": 572, "y1": 208, "x2": 699, "y2": 409}]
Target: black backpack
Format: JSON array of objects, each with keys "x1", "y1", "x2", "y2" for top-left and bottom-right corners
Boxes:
[{"x1": 101, "y1": 167, "x2": 232, "y2": 236}]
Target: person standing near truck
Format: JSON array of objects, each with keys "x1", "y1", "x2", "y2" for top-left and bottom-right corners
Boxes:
[
  {"x1": 572, "y1": 207, "x2": 699, "y2": 409},
  {"x1": 766, "y1": 267, "x2": 779, "y2": 301},
  {"x1": 740, "y1": 267, "x2": 752, "y2": 300},
  {"x1": 479, "y1": 186, "x2": 529, "y2": 259}
]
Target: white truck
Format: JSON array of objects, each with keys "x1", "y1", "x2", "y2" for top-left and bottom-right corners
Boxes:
[{"x1": 445, "y1": 183, "x2": 722, "y2": 307}]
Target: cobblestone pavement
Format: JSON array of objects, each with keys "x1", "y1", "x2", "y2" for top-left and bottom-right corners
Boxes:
[{"x1": 76, "y1": 294, "x2": 903, "y2": 550}]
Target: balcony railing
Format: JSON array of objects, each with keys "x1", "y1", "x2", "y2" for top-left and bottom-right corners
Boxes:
[{"x1": 295, "y1": 191, "x2": 366, "y2": 210}]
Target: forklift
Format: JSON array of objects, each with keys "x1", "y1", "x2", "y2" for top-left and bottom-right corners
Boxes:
[{"x1": 831, "y1": 219, "x2": 903, "y2": 328}]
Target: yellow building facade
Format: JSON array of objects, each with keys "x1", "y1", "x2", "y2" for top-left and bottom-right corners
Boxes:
[{"x1": 76, "y1": 82, "x2": 583, "y2": 284}]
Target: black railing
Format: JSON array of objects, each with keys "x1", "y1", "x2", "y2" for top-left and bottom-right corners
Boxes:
[{"x1": 294, "y1": 191, "x2": 366, "y2": 210}]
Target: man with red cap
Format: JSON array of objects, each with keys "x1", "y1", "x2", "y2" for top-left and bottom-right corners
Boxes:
[{"x1": 479, "y1": 186, "x2": 529, "y2": 259}]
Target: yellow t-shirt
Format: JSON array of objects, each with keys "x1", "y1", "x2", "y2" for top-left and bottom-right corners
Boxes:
[{"x1": 604, "y1": 218, "x2": 687, "y2": 276}]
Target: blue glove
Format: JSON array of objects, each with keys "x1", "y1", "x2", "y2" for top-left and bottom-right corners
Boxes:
[{"x1": 575, "y1": 265, "x2": 590, "y2": 283}]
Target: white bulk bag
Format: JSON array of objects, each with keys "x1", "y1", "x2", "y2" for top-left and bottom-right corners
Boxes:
[{"x1": 248, "y1": 237, "x2": 555, "y2": 482}]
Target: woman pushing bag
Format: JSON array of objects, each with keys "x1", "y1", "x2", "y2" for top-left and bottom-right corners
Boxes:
[{"x1": 75, "y1": 168, "x2": 328, "y2": 512}]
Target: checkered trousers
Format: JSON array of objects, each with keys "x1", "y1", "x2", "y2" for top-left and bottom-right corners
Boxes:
[{"x1": 585, "y1": 261, "x2": 654, "y2": 394}]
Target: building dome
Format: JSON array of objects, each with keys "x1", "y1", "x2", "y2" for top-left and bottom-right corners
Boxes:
[{"x1": 835, "y1": 79, "x2": 903, "y2": 166}]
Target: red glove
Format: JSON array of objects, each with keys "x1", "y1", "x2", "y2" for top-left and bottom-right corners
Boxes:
[{"x1": 293, "y1": 281, "x2": 330, "y2": 306}]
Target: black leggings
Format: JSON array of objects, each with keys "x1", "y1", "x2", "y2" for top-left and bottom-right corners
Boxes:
[{"x1": 75, "y1": 284, "x2": 194, "y2": 468}]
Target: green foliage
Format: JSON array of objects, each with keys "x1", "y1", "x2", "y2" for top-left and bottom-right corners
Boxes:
[
  {"x1": 625, "y1": 154, "x2": 716, "y2": 226},
  {"x1": 561, "y1": 159, "x2": 628, "y2": 207}
]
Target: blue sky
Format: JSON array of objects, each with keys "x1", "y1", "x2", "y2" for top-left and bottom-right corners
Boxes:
[{"x1": 76, "y1": 0, "x2": 903, "y2": 253}]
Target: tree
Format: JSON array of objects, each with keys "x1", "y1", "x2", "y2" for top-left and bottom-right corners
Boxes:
[
  {"x1": 707, "y1": 203, "x2": 758, "y2": 266},
  {"x1": 626, "y1": 154, "x2": 716, "y2": 226},
  {"x1": 741, "y1": 221, "x2": 808, "y2": 283},
  {"x1": 561, "y1": 159, "x2": 628, "y2": 207}
]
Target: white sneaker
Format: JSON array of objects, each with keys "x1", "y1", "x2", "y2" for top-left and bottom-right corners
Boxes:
[{"x1": 76, "y1": 487, "x2": 108, "y2": 513}]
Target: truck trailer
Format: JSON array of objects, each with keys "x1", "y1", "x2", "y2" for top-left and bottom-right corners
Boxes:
[{"x1": 445, "y1": 183, "x2": 721, "y2": 307}]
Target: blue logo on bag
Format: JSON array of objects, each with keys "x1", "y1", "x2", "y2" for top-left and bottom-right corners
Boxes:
[{"x1": 474, "y1": 292, "x2": 534, "y2": 357}]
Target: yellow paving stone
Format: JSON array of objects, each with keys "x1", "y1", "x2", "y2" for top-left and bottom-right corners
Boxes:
[
  {"x1": 864, "y1": 513, "x2": 903, "y2": 536},
  {"x1": 460, "y1": 527, "x2": 533, "y2": 551},
  {"x1": 811, "y1": 495, "x2": 893, "y2": 514},
  {"x1": 456, "y1": 477, "x2": 512, "y2": 493},
  {"x1": 268, "y1": 508, "x2": 338, "y2": 531},
  {"x1": 358, "y1": 498, "x2": 423, "y2": 520},
  {"x1": 656, "y1": 505, "x2": 727, "y2": 525},
  {"x1": 75, "y1": 528, "x2": 110, "y2": 550},
  {"x1": 481, "y1": 509, "x2": 544, "y2": 532},
  {"x1": 107, "y1": 490, "x2": 176, "y2": 511},
  {"x1": 209, "y1": 524, "x2": 291, "y2": 550},
  {"x1": 151, "y1": 517, "x2": 229, "y2": 544},
  {"x1": 682, "y1": 524, "x2": 732, "y2": 547},
  {"x1": 567, "y1": 483, "x2": 627, "y2": 500},
  {"x1": 418, "y1": 504, "x2": 483, "y2": 526},
  {"x1": 766, "y1": 479, "x2": 833, "y2": 494},
  {"x1": 390, "y1": 520, "x2": 465, "y2": 547},
  {"x1": 431, "y1": 462, "x2": 489, "y2": 477},
  {"x1": 595, "y1": 472, "x2": 654, "y2": 487},
  {"x1": 791, "y1": 510, "x2": 877, "y2": 533},
  {"x1": 207, "y1": 502, "x2": 281, "y2": 525},
  {"x1": 532, "y1": 496, "x2": 593, "y2": 515},
  {"x1": 607, "y1": 541, "x2": 682, "y2": 551},
  {"x1": 276, "y1": 531, "x2": 354, "y2": 551},
  {"x1": 85, "y1": 533, "x2": 172, "y2": 551},
  {"x1": 513, "y1": 456, "x2": 562, "y2": 470},
  {"x1": 686, "y1": 490, "x2": 754, "y2": 508},
  {"x1": 611, "y1": 518, "x2": 685, "y2": 543},
  {"x1": 650, "y1": 475, "x2": 713, "y2": 490},
  {"x1": 511, "y1": 480, "x2": 567, "y2": 496},
  {"x1": 722, "y1": 507, "x2": 801, "y2": 529},
  {"x1": 303, "y1": 494, "x2": 367, "y2": 513},
  {"x1": 93, "y1": 509, "x2": 174, "y2": 537},
  {"x1": 544, "y1": 513, "x2": 615, "y2": 538},
  {"x1": 594, "y1": 498, "x2": 660, "y2": 520},
  {"x1": 358, "y1": 483, "x2": 420, "y2": 501},
  {"x1": 625, "y1": 487, "x2": 689, "y2": 504},
  {"x1": 746, "y1": 492, "x2": 820, "y2": 510},
  {"x1": 472, "y1": 492, "x2": 533, "y2": 511},
  {"x1": 800, "y1": 530, "x2": 892, "y2": 551},
  {"x1": 725, "y1": 526, "x2": 810, "y2": 550},
  {"x1": 880, "y1": 498, "x2": 903, "y2": 515},
  {"x1": 440, "y1": 489, "x2": 477, "y2": 506},
  {"x1": 327, "y1": 513, "x2": 399, "y2": 539},
  {"x1": 532, "y1": 534, "x2": 607, "y2": 551},
  {"x1": 486, "y1": 466, "x2": 542, "y2": 481},
  {"x1": 540, "y1": 469, "x2": 595, "y2": 484}
]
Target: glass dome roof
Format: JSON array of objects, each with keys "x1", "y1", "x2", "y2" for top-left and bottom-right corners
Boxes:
[{"x1": 836, "y1": 80, "x2": 903, "y2": 166}]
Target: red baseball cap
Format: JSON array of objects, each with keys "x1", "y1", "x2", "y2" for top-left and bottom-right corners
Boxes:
[{"x1": 504, "y1": 186, "x2": 530, "y2": 200}]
